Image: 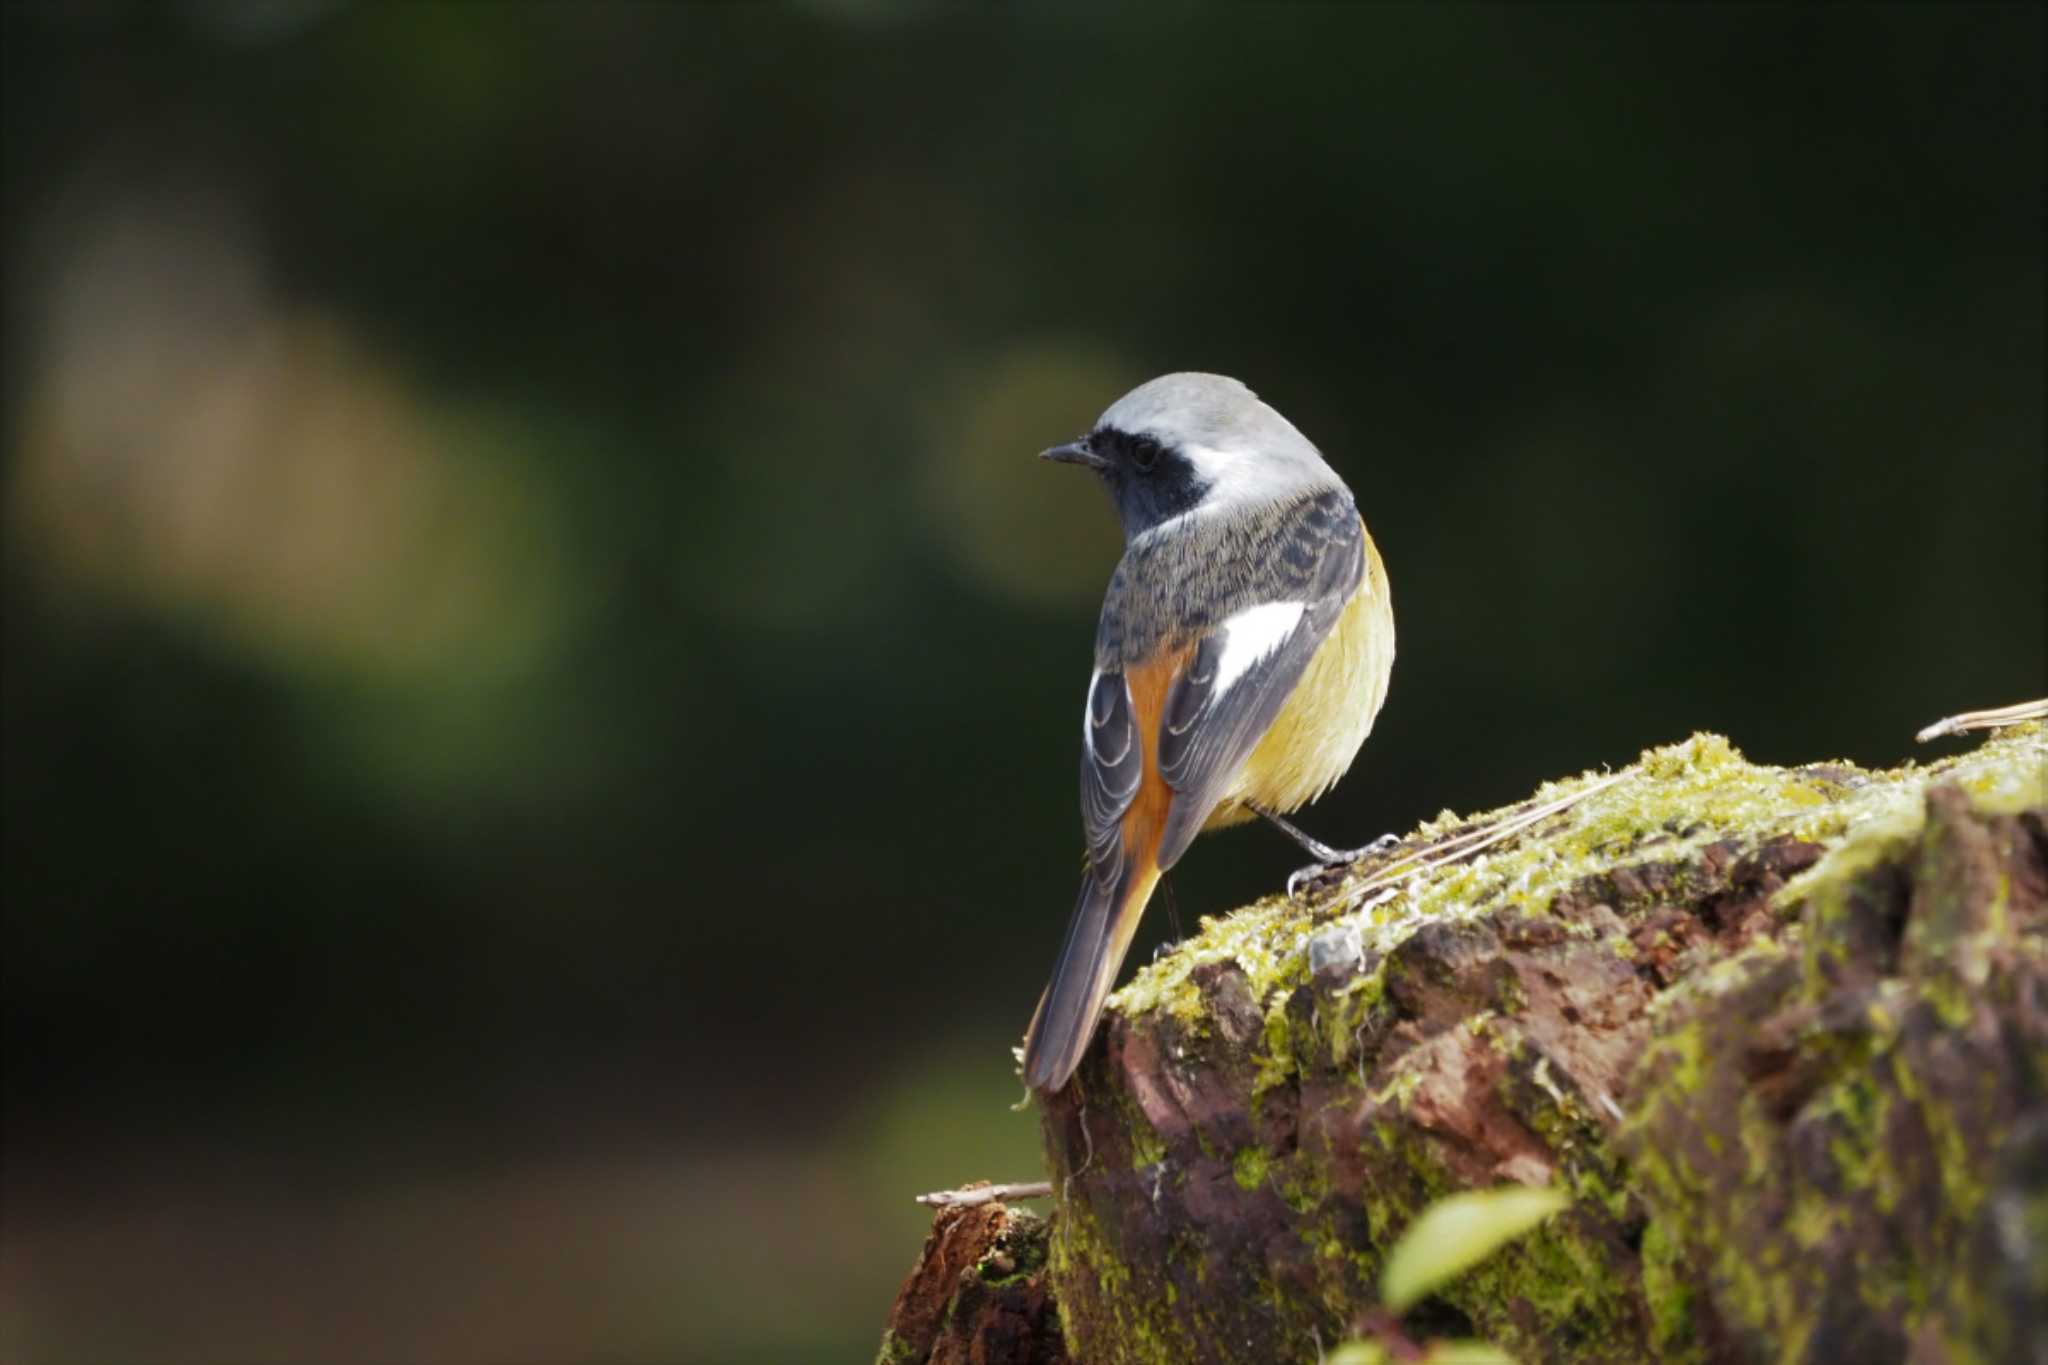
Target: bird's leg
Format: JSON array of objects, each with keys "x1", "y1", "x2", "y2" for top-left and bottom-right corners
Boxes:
[
  {"x1": 1255, "y1": 806, "x2": 1401, "y2": 864},
  {"x1": 1254, "y1": 806, "x2": 1348, "y2": 863},
  {"x1": 1253, "y1": 806, "x2": 1401, "y2": 899}
]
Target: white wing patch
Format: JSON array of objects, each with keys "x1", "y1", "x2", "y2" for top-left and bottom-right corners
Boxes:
[{"x1": 1212, "y1": 601, "x2": 1306, "y2": 696}]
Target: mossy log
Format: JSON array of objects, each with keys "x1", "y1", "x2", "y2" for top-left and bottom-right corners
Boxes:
[
  {"x1": 881, "y1": 726, "x2": 2046, "y2": 1365},
  {"x1": 878, "y1": 1199, "x2": 1068, "y2": 1365},
  {"x1": 1038, "y1": 728, "x2": 2046, "y2": 1363}
]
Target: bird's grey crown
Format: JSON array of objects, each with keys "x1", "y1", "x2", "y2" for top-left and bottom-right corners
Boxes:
[
  {"x1": 1098, "y1": 373, "x2": 1262, "y2": 444},
  {"x1": 1095, "y1": 372, "x2": 1341, "y2": 510}
]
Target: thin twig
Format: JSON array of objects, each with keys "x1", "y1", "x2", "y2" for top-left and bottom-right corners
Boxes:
[
  {"x1": 1329, "y1": 768, "x2": 1633, "y2": 913},
  {"x1": 1362, "y1": 769, "x2": 1628, "y2": 888},
  {"x1": 914, "y1": 1180, "x2": 1054, "y2": 1208},
  {"x1": 1915, "y1": 698, "x2": 2048, "y2": 743}
]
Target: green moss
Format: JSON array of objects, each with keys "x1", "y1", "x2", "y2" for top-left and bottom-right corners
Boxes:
[
  {"x1": 1280, "y1": 1158, "x2": 1333, "y2": 1215},
  {"x1": 1326, "y1": 968, "x2": 1391, "y2": 1071},
  {"x1": 1643, "y1": 1014, "x2": 1706, "y2": 1097},
  {"x1": 1777, "y1": 723, "x2": 2047, "y2": 921},
  {"x1": 1051, "y1": 1196, "x2": 1182, "y2": 1365},
  {"x1": 1436, "y1": 1217, "x2": 1638, "y2": 1360},
  {"x1": 973, "y1": 1213, "x2": 1052, "y2": 1287},
  {"x1": 1127, "y1": 1120, "x2": 1166, "y2": 1171},
  {"x1": 1890, "y1": 1049, "x2": 1990, "y2": 1217},
  {"x1": 1610, "y1": 730, "x2": 2044, "y2": 1360},
  {"x1": 1638, "y1": 1218, "x2": 1699, "y2": 1359},
  {"x1": 1049, "y1": 726, "x2": 2046, "y2": 1364},
  {"x1": 1112, "y1": 730, "x2": 2045, "y2": 1079},
  {"x1": 1253, "y1": 990, "x2": 1302, "y2": 1098}
]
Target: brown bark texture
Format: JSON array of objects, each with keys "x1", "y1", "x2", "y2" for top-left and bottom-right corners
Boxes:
[
  {"x1": 878, "y1": 1198, "x2": 1069, "y2": 1365},
  {"x1": 882, "y1": 727, "x2": 2046, "y2": 1365}
]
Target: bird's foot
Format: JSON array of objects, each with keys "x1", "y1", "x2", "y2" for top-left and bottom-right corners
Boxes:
[{"x1": 1285, "y1": 832, "x2": 1402, "y2": 900}]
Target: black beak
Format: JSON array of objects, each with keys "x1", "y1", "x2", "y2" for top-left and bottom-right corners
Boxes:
[{"x1": 1040, "y1": 439, "x2": 1106, "y2": 470}]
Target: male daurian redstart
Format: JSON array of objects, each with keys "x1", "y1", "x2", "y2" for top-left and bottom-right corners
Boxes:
[{"x1": 1022, "y1": 372, "x2": 1395, "y2": 1092}]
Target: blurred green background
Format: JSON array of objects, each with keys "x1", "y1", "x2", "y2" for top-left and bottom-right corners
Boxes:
[{"x1": 1, "y1": 5, "x2": 2040, "y2": 1363}]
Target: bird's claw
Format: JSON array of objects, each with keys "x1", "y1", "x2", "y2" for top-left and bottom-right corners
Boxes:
[{"x1": 1285, "y1": 832, "x2": 1403, "y2": 901}]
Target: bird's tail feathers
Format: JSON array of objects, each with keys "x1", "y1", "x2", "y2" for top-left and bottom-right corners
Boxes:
[{"x1": 1021, "y1": 859, "x2": 1160, "y2": 1091}]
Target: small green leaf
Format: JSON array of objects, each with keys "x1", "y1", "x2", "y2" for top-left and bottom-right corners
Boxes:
[
  {"x1": 1423, "y1": 1341, "x2": 1518, "y2": 1365},
  {"x1": 1324, "y1": 1342, "x2": 1388, "y2": 1365},
  {"x1": 1379, "y1": 1185, "x2": 1569, "y2": 1312}
]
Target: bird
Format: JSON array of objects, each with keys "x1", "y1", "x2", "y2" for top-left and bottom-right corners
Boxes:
[{"x1": 1021, "y1": 372, "x2": 1395, "y2": 1092}]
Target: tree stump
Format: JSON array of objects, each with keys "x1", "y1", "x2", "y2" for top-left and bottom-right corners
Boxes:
[
  {"x1": 879, "y1": 1198, "x2": 1068, "y2": 1365},
  {"x1": 885, "y1": 727, "x2": 2046, "y2": 1365}
]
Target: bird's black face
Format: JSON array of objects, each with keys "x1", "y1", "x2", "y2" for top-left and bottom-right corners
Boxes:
[{"x1": 1041, "y1": 426, "x2": 1211, "y2": 538}]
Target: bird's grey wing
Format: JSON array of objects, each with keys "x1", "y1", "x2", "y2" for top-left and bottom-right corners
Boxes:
[
  {"x1": 1078, "y1": 665, "x2": 1143, "y2": 886},
  {"x1": 1152, "y1": 493, "x2": 1364, "y2": 868}
]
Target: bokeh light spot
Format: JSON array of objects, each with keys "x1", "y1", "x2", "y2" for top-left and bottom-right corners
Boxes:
[{"x1": 918, "y1": 342, "x2": 1134, "y2": 607}]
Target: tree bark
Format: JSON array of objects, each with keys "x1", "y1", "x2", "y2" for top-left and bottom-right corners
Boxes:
[
  {"x1": 883, "y1": 727, "x2": 2046, "y2": 1365},
  {"x1": 878, "y1": 1198, "x2": 1068, "y2": 1365}
]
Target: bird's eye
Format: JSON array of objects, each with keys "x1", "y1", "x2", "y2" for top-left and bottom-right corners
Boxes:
[{"x1": 1130, "y1": 437, "x2": 1161, "y2": 472}]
